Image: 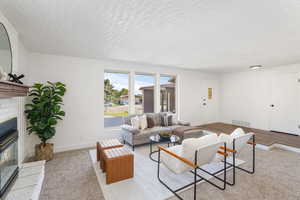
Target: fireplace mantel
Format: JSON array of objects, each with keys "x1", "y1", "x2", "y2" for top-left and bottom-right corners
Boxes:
[{"x1": 0, "y1": 81, "x2": 30, "y2": 98}]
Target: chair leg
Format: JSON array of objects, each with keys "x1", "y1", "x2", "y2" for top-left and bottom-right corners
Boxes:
[
  {"x1": 193, "y1": 151, "x2": 198, "y2": 200},
  {"x1": 224, "y1": 135, "x2": 255, "y2": 187},
  {"x1": 224, "y1": 142, "x2": 236, "y2": 186},
  {"x1": 252, "y1": 135, "x2": 255, "y2": 173},
  {"x1": 157, "y1": 149, "x2": 186, "y2": 200},
  {"x1": 234, "y1": 135, "x2": 255, "y2": 174},
  {"x1": 193, "y1": 168, "x2": 197, "y2": 200},
  {"x1": 157, "y1": 149, "x2": 160, "y2": 178},
  {"x1": 157, "y1": 148, "x2": 229, "y2": 200},
  {"x1": 194, "y1": 144, "x2": 227, "y2": 190},
  {"x1": 223, "y1": 147, "x2": 227, "y2": 189}
]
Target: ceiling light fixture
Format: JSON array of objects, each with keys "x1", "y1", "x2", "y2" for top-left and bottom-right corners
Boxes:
[{"x1": 249, "y1": 65, "x2": 262, "y2": 70}]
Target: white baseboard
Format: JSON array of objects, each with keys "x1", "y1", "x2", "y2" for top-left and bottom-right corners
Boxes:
[
  {"x1": 255, "y1": 143, "x2": 300, "y2": 153},
  {"x1": 255, "y1": 144, "x2": 272, "y2": 151},
  {"x1": 54, "y1": 143, "x2": 95, "y2": 153},
  {"x1": 273, "y1": 144, "x2": 300, "y2": 153}
]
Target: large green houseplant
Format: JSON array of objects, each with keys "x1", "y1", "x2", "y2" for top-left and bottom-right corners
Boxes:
[{"x1": 25, "y1": 82, "x2": 66, "y2": 161}]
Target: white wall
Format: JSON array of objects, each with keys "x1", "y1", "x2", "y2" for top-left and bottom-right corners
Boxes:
[
  {"x1": 0, "y1": 11, "x2": 31, "y2": 162},
  {"x1": 220, "y1": 64, "x2": 300, "y2": 130},
  {"x1": 0, "y1": 49, "x2": 11, "y2": 73},
  {"x1": 28, "y1": 53, "x2": 220, "y2": 152}
]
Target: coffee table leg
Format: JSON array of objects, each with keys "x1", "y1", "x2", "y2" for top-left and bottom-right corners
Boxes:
[{"x1": 150, "y1": 141, "x2": 153, "y2": 153}]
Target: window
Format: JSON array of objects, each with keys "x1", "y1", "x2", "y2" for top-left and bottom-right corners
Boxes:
[
  {"x1": 160, "y1": 75, "x2": 176, "y2": 113},
  {"x1": 103, "y1": 71, "x2": 177, "y2": 128},
  {"x1": 135, "y1": 74, "x2": 155, "y2": 114},
  {"x1": 104, "y1": 72, "x2": 129, "y2": 127}
]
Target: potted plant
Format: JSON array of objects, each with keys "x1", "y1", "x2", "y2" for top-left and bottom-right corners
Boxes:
[{"x1": 25, "y1": 81, "x2": 66, "y2": 161}]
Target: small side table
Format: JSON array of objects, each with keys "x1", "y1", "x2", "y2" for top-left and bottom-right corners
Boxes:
[
  {"x1": 96, "y1": 139, "x2": 123, "y2": 172},
  {"x1": 104, "y1": 147, "x2": 134, "y2": 184}
]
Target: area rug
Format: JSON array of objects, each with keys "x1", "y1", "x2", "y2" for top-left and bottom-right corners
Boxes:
[{"x1": 89, "y1": 148, "x2": 244, "y2": 200}]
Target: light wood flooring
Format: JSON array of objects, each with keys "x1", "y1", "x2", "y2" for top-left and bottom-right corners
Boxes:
[{"x1": 198, "y1": 122, "x2": 300, "y2": 149}]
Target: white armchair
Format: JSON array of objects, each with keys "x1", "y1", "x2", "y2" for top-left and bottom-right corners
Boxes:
[
  {"x1": 218, "y1": 128, "x2": 256, "y2": 186},
  {"x1": 157, "y1": 134, "x2": 228, "y2": 200}
]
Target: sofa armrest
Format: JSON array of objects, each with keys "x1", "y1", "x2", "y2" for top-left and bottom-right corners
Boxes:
[
  {"x1": 121, "y1": 124, "x2": 140, "y2": 135},
  {"x1": 176, "y1": 120, "x2": 190, "y2": 126}
]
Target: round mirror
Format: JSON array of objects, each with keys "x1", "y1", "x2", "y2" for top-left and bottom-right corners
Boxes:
[{"x1": 0, "y1": 23, "x2": 12, "y2": 76}]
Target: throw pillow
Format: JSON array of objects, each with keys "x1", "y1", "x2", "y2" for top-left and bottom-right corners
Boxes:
[
  {"x1": 161, "y1": 113, "x2": 168, "y2": 127},
  {"x1": 160, "y1": 113, "x2": 173, "y2": 126},
  {"x1": 167, "y1": 114, "x2": 173, "y2": 126},
  {"x1": 140, "y1": 115, "x2": 148, "y2": 130},
  {"x1": 147, "y1": 116, "x2": 155, "y2": 128},
  {"x1": 153, "y1": 113, "x2": 161, "y2": 126},
  {"x1": 131, "y1": 116, "x2": 140, "y2": 130}
]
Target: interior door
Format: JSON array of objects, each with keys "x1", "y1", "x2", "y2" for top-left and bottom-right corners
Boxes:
[{"x1": 269, "y1": 72, "x2": 300, "y2": 135}]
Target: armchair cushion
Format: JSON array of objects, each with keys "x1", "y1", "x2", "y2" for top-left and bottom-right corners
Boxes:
[
  {"x1": 161, "y1": 145, "x2": 191, "y2": 174},
  {"x1": 230, "y1": 128, "x2": 245, "y2": 138},
  {"x1": 161, "y1": 135, "x2": 222, "y2": 174},
  {"x1": 182, "y1": 134, "x2": 218, "y2": 160},
  {"x1": 218, "y1": 128, "x2": 253, "y2": 154},
  {"x1": 218, "y1": 133, "x2": 232, "y2": 146}
]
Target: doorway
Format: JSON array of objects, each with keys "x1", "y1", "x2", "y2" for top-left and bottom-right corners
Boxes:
[{"x1": 269, "y1": 72, "x2": 300, "y2": 135}]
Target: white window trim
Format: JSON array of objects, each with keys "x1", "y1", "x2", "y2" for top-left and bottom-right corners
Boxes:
[{"x1": 104, "y1": 70, "x2": 179, "y2": 118}]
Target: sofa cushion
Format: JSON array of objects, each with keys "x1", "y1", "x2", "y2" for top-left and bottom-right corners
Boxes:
[{"x1": 139, "y1": 126, "x2": 173, "y2": 135}]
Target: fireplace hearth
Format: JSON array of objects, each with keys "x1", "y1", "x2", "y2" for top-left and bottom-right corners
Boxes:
[{"x1": 0, "y1": 117, "x2": 18, "y2": 198}]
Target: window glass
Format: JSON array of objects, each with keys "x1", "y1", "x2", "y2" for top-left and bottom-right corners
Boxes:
[
  {"x1": 135, "y1": 74, "x2": 155, "y2": 114},
  {"x1": 104, "y1": 72, "x2": 129, "y2": 127},
  {"x1": 160, "y1": 75, "x2": 176, "y2": 113}
]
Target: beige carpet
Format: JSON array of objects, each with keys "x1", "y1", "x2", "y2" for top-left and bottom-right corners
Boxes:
[
  {"x1": 40, "y1": 145, "x2": 300, "y2": 200},
  {"x1": 89, "y1": 149, "x2": 244, "y2": 200}
]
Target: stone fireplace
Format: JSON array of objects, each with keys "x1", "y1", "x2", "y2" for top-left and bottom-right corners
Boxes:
[{"x1": 0, "y1": 117, "x2": 18, "y2": 198}]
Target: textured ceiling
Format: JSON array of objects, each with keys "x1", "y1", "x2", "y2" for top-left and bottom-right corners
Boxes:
[{"x1": 1, "y1": 0, "x2": 300, "y2": 72}]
